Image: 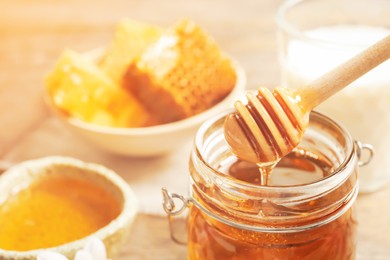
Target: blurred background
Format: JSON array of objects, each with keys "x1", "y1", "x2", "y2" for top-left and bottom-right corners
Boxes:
[
  {"x1": 0, "y1": 0, "x2": 283, "y2": 158},
  {"x1": 1, "y1": 0, "x2": 390, "y2": 259}
]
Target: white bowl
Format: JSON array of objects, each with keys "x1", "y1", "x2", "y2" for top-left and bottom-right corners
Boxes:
[
  {"x1": 0, "y1": 156, "x2": 137, "y2": 259},
  {"x1": 48, "y1": 57, "x2": 246, "y2": 157}
]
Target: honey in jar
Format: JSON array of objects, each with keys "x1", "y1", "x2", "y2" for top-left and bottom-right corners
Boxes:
[{"x1": 185, "y1": 111, "x2": 364, "y2": 260}]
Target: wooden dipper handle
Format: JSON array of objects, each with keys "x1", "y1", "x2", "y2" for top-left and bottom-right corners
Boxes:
[
  {"x1": 223, "y1": 34, "x2": 390, "y2": 164},
  {"x1": 298, "y1": 34, "x2": 390, "y2": 111}
]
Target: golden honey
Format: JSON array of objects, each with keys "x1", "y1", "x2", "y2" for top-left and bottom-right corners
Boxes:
[
  {"x1": 187, "y1": 111, "x2": 359, "y2": 260},
  {"x1": 0, "y1": 175, "x2": 121, "y2": 251}
]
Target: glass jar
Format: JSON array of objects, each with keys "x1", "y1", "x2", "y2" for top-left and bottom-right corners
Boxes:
[
  {"x1": 276, "y1": 0, "x2": 390, "y2": 193},
  {"x1": 163, "y1": 110, "x2": 373, "y2": 260}
]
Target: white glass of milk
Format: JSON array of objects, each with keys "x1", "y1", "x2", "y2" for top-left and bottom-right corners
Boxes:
[{"x1": 276, "y1": 0, "x2": 390, "y2": 193}]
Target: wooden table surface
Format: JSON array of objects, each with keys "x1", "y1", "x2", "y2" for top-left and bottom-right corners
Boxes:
[{"x1": 1, "y1": 1, "x2": 390, "y2": 259}]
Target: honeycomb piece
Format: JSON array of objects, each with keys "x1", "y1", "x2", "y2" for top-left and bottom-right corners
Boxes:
[
  {"x1": 123, "y1": 19, "x2": 237, "y2": 124},
  {"x1": 99, "y1": 19, "x2": 163, "y2": 84},
  {"x1": 45, "y1": 49, "x2": 154, "y2": 127}
]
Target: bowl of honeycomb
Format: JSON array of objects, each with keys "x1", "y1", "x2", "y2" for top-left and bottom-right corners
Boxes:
[
  {"x1": 0, "y1": 156, "x2": 137, "y2": 259},
  {"x1": 45, "y1": 19, "x2": 246, "y2": 157}
]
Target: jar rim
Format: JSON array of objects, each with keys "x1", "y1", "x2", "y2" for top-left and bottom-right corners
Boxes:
[
  {"x1": 275, "y1": 0, "x2": 386, "y2": 48},
  {"x1": 194, "y1": 110, "x2": 355, "y2": 193}
]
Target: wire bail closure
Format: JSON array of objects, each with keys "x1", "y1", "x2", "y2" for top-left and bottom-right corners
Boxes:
[
  {"x1": 354, "y1": 140, "x2": 374, "y2": 167},
  {"x1": 162, "y1": 187, "x2": 191, "y2": 245}
]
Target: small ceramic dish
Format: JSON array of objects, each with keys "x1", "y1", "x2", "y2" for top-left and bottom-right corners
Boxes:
[
  {"x1": 46, "y1": 51, "x2": 246, "y2": 157},
  {"x1": 0, "y1": 156, "x2": 137, "y2": 260}
]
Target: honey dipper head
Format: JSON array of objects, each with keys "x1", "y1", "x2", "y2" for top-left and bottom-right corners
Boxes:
[{"x1": 224, "y1": 87, "x2": 309, "y2": 164}]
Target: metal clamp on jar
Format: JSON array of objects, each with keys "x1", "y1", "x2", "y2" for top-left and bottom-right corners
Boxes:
[{"x1": 162, "y1": 111, "x2": 373, "y2": 260}]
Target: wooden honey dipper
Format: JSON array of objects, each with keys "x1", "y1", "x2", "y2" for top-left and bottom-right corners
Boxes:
[{"x1": 224, "y1": 34, "x2": 390, "y2": 164}]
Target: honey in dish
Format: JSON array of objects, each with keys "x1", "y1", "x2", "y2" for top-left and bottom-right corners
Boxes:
[
  {"x1": 188, "y1": 148, "x2": 357, "y2": 259},
  {"x1": 0, "y1": 176, "x2": 121, "y2": 251}
]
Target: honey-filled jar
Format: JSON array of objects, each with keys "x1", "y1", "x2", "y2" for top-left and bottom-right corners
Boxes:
[{"x1": 162, "y1": 110, "x2": 373, "y2": 260}]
